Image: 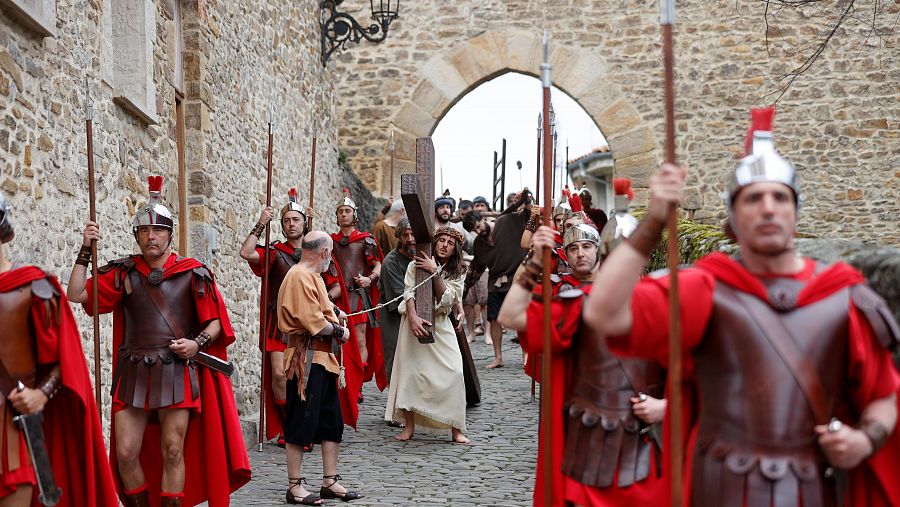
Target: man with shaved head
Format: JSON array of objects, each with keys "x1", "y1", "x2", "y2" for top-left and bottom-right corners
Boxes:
[{"x1": 278, "y1": 230, "x2": 363, "y2": 504}]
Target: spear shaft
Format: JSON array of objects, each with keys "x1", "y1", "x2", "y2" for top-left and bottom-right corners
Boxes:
[
  {"x1": 85, "y1": 89, "x2": 101, "y2": 411},
  {"x1": 539, "y1": 30, "x2": 554, "y2": 507},
  {"x1": 534, "y1": 115, "x2": 541, "y2": 205},
  {"x1": 258, "y1": 110, "x2": 275, "y2": 451},
  {"x1": 389, "y1": 130, "x2": 395, "y2": 197},
  {"x1": 307, "y1": 130, "x2": 318, "y2": 231},
  {"x1": 660, "y1": 1, "x2": 683, "y2": 505}
]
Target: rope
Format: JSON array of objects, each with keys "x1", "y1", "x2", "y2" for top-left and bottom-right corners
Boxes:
[{"x1": 344, "y1": 267, "x2": 442, "y2": 318}]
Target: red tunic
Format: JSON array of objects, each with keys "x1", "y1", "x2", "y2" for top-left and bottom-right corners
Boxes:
[
  {"x1": 249, "y1": 241, "x2": 296, "y2": 440},
  {"x1": 0, "y1": 266, "x2": 119, "y2": 506},
  {"x1": 606, "y1": 252, "x2": 900, "y2": 506},
  {"x1": 522, "y1": 277, "x2": 666, "y2": 506},
  {"x1": 84, "y1": 254, "x2": 251, "y2": 506},
  {"x1": 329, "y1": 230, "x2": 388, "y2": 390}
]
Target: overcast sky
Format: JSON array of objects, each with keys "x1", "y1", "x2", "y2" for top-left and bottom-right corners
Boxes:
[{"x1": 432, "y1": 72, "x2": 606, "y2": 207}]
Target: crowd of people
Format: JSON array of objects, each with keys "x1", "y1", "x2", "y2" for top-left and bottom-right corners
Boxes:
[{"x1": 0, "y1": 106, "x2": 897, "y2": 507}]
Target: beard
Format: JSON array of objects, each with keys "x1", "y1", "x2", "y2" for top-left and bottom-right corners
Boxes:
[
  {"x1": 437, "y1": 211, "x2": 451, "y2": 223},
  {"x1": 402, "y1": 244, "x2": 416, "y2": 257}
]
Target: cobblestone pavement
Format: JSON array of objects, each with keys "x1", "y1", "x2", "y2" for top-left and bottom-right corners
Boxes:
[{"x1": 229, "y1": 332, "x2": 538, "y2": 506}]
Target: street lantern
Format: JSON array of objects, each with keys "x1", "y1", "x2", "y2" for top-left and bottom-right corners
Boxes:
[{"x1": 321, "y1": 0, "x2": 401, "y2": 66}]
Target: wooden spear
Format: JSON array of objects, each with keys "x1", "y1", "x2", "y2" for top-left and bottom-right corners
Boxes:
[
  {"x1": 534, "y1": 114, "x2": 541, "y2": 205},
  {"x1": 660, "y1": 1, "x2": 684, "y2": 505},
  {"x1": 307, "y1": 125, "x2": 318, "y2": 231},
  {"x1": 389, "y1": 129, "x2": 395, "y2": 197},
  {"x1": 258, "y1": 108, "x2": 275, "y2": 451},
  {"x1": 85, "y1": 81, "x2": 102, "y2": 410},
  {"x1": 539, "y1": 29, "x2": 555, "y2": 507}
]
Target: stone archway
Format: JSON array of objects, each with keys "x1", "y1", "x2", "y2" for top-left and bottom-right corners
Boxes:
[{"x1": 383, "y1": 29, "x2": 658, "y2": 200}]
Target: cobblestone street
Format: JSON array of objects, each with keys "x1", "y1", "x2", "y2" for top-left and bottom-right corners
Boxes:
[{"x1": 230, "y1": 333, "x2": 538, "y2": 506}]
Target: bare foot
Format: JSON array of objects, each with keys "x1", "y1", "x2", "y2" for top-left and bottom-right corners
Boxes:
[
  {"x1": 451, "y1": 429, "x2": 470, "y2": 444},
  {"x1": 484, "y1": 337, "x2": 493, "y2": 345},
  {"x1": 486, "y1": 359, "x2": 504, "y2": 369},
  {"x1": 394, "y1": 430, "x2": 414, "y2": 441}
]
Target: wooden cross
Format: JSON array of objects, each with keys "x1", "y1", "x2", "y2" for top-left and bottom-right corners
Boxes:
[{"x1": 401, "y1": 137, "x2": 436, "y2": 343}]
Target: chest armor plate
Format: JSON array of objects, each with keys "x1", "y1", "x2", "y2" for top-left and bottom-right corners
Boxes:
[
  {"x1": 691, "y1": 278, "x2": 849, "y2": 507},
  {"x1": 333, "y1": 239, "x2": 368, "y2": 286},
  {"x1": 0, "y1": 285, "x2": 37, "y2": 385},
  {"x1": 123, "y1": 269, "x2": 198, "y2": 352},
  {"x1": 562, "y1": 300, "x2": 665, "y2": 489},
  {"x1": 264, "y1": 248, "x2": 298, "y2": 340}
]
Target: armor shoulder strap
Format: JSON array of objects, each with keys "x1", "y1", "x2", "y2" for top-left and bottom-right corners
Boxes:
[
  {"x1": 850, "y1": 284, "x2": 900, "y2": 352},
  {"x1": 32, "y1": 276, "x2": 61, "y2": 329},
  {"x1": 328, "y1": 262, "x2": 338, "y2": 277},
  {"x1": 192, "y1": 266, "x2": 215, "y2": 298},
  {"x1": 98, "y1": 257, "x2": 134, "y2": 274},
  {"x1": 364, "y1": 235, "x2": 378, "y2": 257}
]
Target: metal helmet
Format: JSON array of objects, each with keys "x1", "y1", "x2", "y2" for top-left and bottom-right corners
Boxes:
[
  {"x1": 0, "y1": 191, "x2": 14, "y2": 244},
  {"x1": 280, "y1": 188, "x2": 307, "y2": 223},
  {"x1": 335, "y1": 187, "x2": 358, "y2": 225},
  {"x1": 132, "y1": 176, "x2": 175, "y2": 233},
  {"x1": 552, "y1": 201, "x2": 571, "y2": 221},
  {"x1": 599, "y1": 178, "x2": 639, "y2": 258},
  {"x1": 563, "y1": 223, "x2": 600, "y2": 250},
  {"x1": 723, "y1": 107, "x2": 800, "y2": 210}
]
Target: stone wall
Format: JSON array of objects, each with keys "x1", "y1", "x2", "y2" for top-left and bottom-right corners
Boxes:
[
  {"x1": 0, "y1": 0, "x2": 348, "y2": 426},
  {"x1": 334, "y1": 0, "x2": 899, "y2": 245}
]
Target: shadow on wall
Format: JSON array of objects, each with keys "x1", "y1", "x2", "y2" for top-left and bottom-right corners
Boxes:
[{"x1": 341, "y1": 156, "x2": 387, "y2": 233}]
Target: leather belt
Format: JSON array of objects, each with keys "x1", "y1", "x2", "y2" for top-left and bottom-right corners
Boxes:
[{"x1": 308, "y1": 337, "x2": 333, "y2": 353}]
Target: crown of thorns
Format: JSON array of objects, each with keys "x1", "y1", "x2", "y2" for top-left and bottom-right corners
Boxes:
[{"x1": 434, "y1": 226, "x2": 465, "y2": 246}]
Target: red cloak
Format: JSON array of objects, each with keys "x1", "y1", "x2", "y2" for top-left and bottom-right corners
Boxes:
[
  {"x1": 330, "y1": 230, "x2": 388, "y2": 390},
  {"x1": 522, "y1": 278, "x2": 666, "y2": 506},
  {"x1": 0, "y1": 266, "x2": 119, "y2": 507},
  {"x1": 322, "y1": 258, "x2": 365, "y2": 429},
  {"x1": 249, "y1": 241, "x2": 295, "y2": 440},
  {"x1": 607, "y1": 252, "x2": 900, "y2": 506},
  {"x1": 84, "y1": 254, "x2": 251, "y2": 506}
]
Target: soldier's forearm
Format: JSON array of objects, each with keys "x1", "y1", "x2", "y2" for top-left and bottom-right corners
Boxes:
[
  {"x1": 859, "y1": 392, "x2": 898, "y2": 455},
  {"x1": 497, "y1": 282, "x2": 530, "y2": 331},
  {"x1": 200, "y1": 319, "x2": 223, "y2": 343},
  {"x1": 239, "y1": 232, "x2": 262, "y2": 263},
  {"x1": 38, "y1": 365, "x2": 62, "y2": 401},
  {"x1": 583, "y1": 240, "x2": 647, "y2": 337},
  {"x1": 66, "y1": 264, "x2": 88, "y2": 303}
]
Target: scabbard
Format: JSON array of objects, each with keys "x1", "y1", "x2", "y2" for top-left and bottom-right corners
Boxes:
[
  {"x1": 354, "y1": 287, "x2": 380, "y2": 329},
  {"x1": 193, "y1": 351, "x2": 235, "y2": 377},
  {"x1": 13, "y1": 412, "x2": 61, "y2": 506}
]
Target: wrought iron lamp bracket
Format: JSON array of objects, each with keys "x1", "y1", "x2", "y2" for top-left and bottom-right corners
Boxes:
[{"x1": 321, "y1": 0, "x2": 395, "y2": 67}]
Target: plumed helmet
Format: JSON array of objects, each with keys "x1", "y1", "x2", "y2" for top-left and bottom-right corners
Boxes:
[
  {"x1": 133, "y1": 176, "x2": 175, "y2": 233},
  {"x1": 723, "y1": 107, "x2": 800, "y2": 210},
  {"x1": 0, "y1": 191, "x2": 14, "y2": 244},
  {"x1": 563, "y1": 223, "x2": 600, "y2": 250},
  {"x1": 434, "y1": 225, "x2": 465, "y2": 248},
  {"x1": 335, "y1": 187, "x2": 358, "y2": 225},
  {"x1": 281, "y1": 188, "x2": 307, "y2": 223},
  {"x1": 599, "y1": 178, "x2": 639, "y2": 258}
]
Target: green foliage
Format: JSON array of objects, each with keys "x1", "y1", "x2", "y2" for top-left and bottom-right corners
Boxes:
[
  {"x1": 338, "y1": 150, "x2": 348, "y2": 166},
  {"x1": 642, "y1": 214, "x2": 735, "y2": 272}
]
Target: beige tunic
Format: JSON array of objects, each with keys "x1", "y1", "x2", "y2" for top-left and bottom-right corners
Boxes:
[
  {"x1": 384, "y1": 263, "x2": 467, "y2": 432},
  {"x1": 277, "y1": 266, "x2": 340, "y2": 398}
]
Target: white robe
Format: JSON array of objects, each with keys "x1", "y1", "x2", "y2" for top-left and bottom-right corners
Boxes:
[{"x1": 384, "y1": 263, "x2": 467, "y2": 432}]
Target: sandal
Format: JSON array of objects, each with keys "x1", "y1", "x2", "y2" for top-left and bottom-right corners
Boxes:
[
  {"x1": 286, "y1": 478, "x2": 322, "y2": 505},
  {"x1": 320, "y1": 474, "x2": 364, "y2": 502}
]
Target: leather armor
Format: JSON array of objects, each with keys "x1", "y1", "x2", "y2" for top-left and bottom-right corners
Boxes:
[
  {"x1": 562, "y1": 287, "x2": 665, "y2": 488},
  {"x1": 110, "y1": 262, "x2": 204, "y2": 409},
  {"x1": 691, "y1": 277, "x2": 850, "y2": 507},
  {"x1": 264, "y1": 246, "x2": 298, "y2": 342},
  {"x1": 332, "y1": 235, "x2": 377, "y2": 311}
]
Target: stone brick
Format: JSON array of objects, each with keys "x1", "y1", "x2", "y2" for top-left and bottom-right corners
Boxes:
[{"x1": 607, "y1": 127, "x2": 656, "y2": 161}]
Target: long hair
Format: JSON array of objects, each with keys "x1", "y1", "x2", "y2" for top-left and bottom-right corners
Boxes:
[{"x1": 433, "y1": 236, "x2": 466, "y2": 280}]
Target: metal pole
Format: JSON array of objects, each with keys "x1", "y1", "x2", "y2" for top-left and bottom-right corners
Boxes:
[{"x1": 535, "y1": 114, "x2": 542, "y2": 205}]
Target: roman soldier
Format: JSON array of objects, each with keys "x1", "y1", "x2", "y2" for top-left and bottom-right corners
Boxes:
[
  {"x1": 585, "y1": 107, "x2": 900, "y2": 506},
  {"x1": 599, "y1": 178, "x2": 639, "y2": 259},
  {"x1": 239, "y1": 188, "x2": 309, "y2": 447},
  {"x1": 499, "y1": 222, "x2": 667, "y2": 506},
  {"x1": 67, "y1": 177, "x2": 250, "y2": 507},
  {"x1": 0, "y1": 192, "x2": 118, "y2": 507},
  {"x1": 330, "y1": 188, "x2": 387, "y2": 393}
]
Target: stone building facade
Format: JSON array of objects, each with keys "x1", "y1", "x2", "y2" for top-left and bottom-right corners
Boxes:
[
  {"x1": 0, "y1": 0, "x2": 349, "y2": 423},
  {"x1": 334, "y1": 0, "x2": 899, "y2": 244}
]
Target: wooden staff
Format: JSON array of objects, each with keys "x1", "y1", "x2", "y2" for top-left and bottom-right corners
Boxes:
[
  {"x1": 660, "y1": 1, "x2": 683, "y2": 505},
  {"x1": 307, "y1": 126, "x2": 318, "y2": 231},
  {"x1": 85, "y1": 83, "x2": 101, "y2": 410},
  {"x1": 389, "y1": 129, "x2": 395, "y2": 197},
  {"x1": 539, "y1": 29, "x2": 554, "y2": 507},
  {"x1": 534, "y1": 114, "x2": 541, "y2": 205},
  {"x1": 258, "y1": 108, "x2": 275, "y2": 451}
]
